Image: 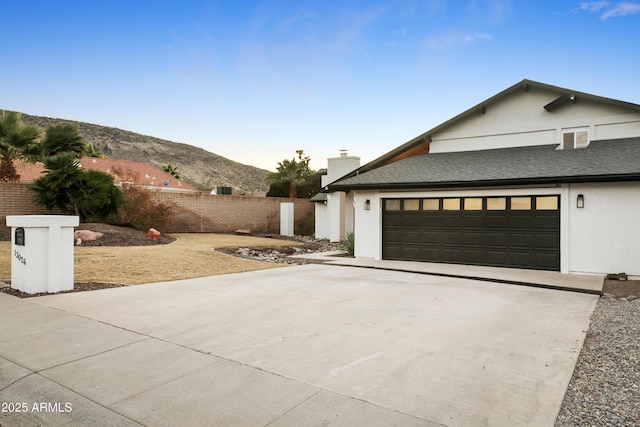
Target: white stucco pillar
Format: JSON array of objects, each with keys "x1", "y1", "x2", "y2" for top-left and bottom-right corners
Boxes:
[
  {"x1": 280, "y1": 202, "x2": 294, "y2": 236},
  {"x1": 6, "y1": 215, "x2": 79, "y2": 294},
  {"x1": 328, "y1": 191, "x2": 346, "y2": 242}
]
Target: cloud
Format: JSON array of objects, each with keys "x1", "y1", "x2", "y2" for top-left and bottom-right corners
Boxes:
[
  {"x1": 464, "y1": 34, "x2": 494, "y2": 43},
  {"x1": 601, "y1": 2, "x2": 640, "y2": 18},
  {"x1": 576, "y1": 1, "x2": 610, "y2": 12},
  {"x1": 574, "y1": 1, "x2": 640, "y2": 18},
  {"x1": 424, "y1": 31, "x2": 493, "y2": 50}
]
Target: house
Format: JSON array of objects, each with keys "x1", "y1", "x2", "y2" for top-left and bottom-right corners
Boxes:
[
  {"x1": 14, "y1": 157, "x2": 197, "y2": 192},
  {"x1": 328, "y1": 79, "x2": 640, "y2": 276},
  {"x1": 311, "y1": 150, "x2": 360, "y2": 241}
]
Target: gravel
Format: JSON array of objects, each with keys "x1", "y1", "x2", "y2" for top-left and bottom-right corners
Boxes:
[
  {"x1": 555, "y1": 295, "x2": 640, "y2": 426},
  {"x1": 218, "y1": 235, "x2": 344, "y2": 265}
]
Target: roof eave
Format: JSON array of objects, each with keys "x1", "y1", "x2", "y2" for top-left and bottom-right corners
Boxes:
[{"x1": 329, "y1": 173, "x2": 640, "y2": 191}]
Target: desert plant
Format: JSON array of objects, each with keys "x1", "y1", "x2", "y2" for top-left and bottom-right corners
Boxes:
[
  {"x1": 108, "y1": 185, "x2": 175, "y2": 231},
  {"x1": 40, "y1": 123, "x2": 85, "y2": 158},
  {"x1": 341, "y1": 231, "x2": 355, "y2": 256},
  {"x1": 30, "y1": 153, "x2": 122, "y2": 221},
  {"x1": 163, "y1": 163, "x2": 181, "y2": 179},
  {"x1": 0, "y1": 111, "x2": 41, "y2": 182}
]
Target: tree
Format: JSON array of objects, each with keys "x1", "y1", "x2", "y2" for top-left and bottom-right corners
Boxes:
[
  {"x1": 40, "y1": 123, "x2": 85, "y2": 158},
  {"x1": 31, "y1": 153, "x2": 122, "y2": 221},
  {"x1": 266, "y1": 153, "x2": 316, "y2": 198},
  {"x1": 163, "y1": 163, "x2": 181, "y2": 180},
  {"x1": 31, "y1": 123, "x2": 122, "y2": 221},
  {"x1": 30, "y1": 153, "x2": 85, "y2": 215},
  {"x1": 0, "y1": 111, "x2": 41, "y2": 182}
]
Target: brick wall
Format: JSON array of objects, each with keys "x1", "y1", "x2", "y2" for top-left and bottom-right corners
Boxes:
[
  {"x1": 153, "y1": 191, "x2": 315, "y2": 234},
  {"x1": 1, "y1": 183, "x2": 315, "y2": 235},
  {"x1": 0, "y1": 183, "x2": 62, "y2": 228}
]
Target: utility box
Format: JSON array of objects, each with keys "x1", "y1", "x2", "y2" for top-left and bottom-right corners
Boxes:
[{"x1": 5, "y1": 215, "x2": 79, "y2": 294}]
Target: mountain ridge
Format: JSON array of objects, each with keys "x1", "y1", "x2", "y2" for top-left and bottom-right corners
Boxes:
[{"x1": 14, "y1": 112, "x2": 270, "y2": 193}]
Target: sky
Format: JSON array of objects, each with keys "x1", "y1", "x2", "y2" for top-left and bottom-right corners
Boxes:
[{"x1": 2, "y1": 1, "x2": 640, "y2": 171}]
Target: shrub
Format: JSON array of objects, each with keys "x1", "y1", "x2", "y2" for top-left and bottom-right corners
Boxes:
[
  {"x1": 108, "y1": 185, "x2": 175, "y2": 231},
  {"x1": 341, "y1": 231, "x2": 355, "y2": 256},
  {"x1": 30, "y1": 154, "x2": 122, "y2": 222}
]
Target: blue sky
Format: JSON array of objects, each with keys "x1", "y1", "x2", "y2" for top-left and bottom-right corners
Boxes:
[{"x1": 2, "y1": 1, "x2": 639, "y2": 171}]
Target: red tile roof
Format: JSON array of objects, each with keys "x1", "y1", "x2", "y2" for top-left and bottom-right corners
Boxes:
[{"x1": 13, "y1": 157, "x2": 197, "y2": 191}]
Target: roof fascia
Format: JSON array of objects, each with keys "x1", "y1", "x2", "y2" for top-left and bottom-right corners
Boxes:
[{"x1": 329, "y1": 173, "x2": 640, "y2": 192}]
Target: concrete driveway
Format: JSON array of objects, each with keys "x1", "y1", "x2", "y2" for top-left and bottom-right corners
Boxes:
[{"x1": 0, "y1": 264, "x2": 597, "y2": 426}]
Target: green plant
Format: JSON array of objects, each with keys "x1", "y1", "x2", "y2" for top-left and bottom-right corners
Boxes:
[
  {"x1": 30, "y1": 153, "x2": 122, "y2": 221},
  {"x1": 108, "y1": 185, "x2": 175, "y2": 231},
  {"x1": 40, "y1": 123, "x2": 85, "y2": 158},
  {"x1": 0, "y1": 110, "x2": 41, "y2": 182},
  {"x1": 266, "y1": 150, "x2": 317, "y2": 198},
  {"x1": 341, "y1": 231, "x2": 355, "y2": 256}
]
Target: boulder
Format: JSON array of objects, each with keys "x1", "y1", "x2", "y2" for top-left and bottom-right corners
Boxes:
[
  {"x1": 145, "y1": 228, "x2": 161, "y2": 240},
  {"x1": 74, "y1": 230, "x2": 104, "y2": 245}
]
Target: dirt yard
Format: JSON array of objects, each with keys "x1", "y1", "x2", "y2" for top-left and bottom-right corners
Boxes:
[{"x1": 0, "y1": 224, "x2": 308, "y2": 287}]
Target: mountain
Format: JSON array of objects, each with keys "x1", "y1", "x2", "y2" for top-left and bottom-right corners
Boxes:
[{"x1": 18, "y1": 113, "x2": 270, "y2": 193}]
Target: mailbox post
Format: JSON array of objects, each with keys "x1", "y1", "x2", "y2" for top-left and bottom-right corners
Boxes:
[{"x1": 5, "y1": 215, "x2": 79, "y2": 294}]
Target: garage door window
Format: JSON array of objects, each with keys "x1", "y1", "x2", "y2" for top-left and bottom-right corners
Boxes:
[
  {"x1": 511, "y1": 197, "x2": 531, "y2": 210},
  {"x1": 487, "y1": 197, "x2": 506, "y2": 210},
  {"x1": 385, "y1": 200, "x2": 401, "y2": 210},
  {"x1": 404, "y1": 199, "x2": 420, "y2": 210},
  {"x1": 443, "y1": 198, "x2": 461, "y2": 210},
  {"x1": 464, "y1": 198, "x2": 483, "y2": 210},
  {"x1": 423, "y1": 199, "x2": 439, "y2": 210},
  {"x1": 536, "y1": 196, "x2": 558, "y2": 210}
]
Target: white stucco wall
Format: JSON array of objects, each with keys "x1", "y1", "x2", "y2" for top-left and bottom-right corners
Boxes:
[
  {"x1": 567, "y1": 182, "x2": 640, "y2": 276},
  {"x1": 429, "y1": 86, "x2": 640, "y2": 153},
  {"x1": 314, "y1": 202, "x2": 329, "y2": 239},
  {"x1": 353, "y1": 190, "x2": 380, "y2": 259}
]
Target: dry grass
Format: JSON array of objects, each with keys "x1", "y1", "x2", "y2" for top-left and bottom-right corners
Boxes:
[{"x1": 0, "y1": 234, "x2": 298, "y2": 285}]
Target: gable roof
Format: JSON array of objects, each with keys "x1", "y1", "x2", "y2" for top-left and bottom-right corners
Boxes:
[
  {"x1": 345, "y1": 79, "x2": 640, "y2": 180},
  {"x1": 13, "y1": 157, "x2": 197, "y2": 191},
  {"x1": 330, "y1": 138, "x2": 640, "y2": 190}
]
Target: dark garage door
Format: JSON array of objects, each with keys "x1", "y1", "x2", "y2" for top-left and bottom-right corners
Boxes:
[{"x1": 382, "y1": 195, "x2": 560, "y2": 271}]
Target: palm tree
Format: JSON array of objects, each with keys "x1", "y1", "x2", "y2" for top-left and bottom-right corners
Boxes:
[
  {"x1": 266, "y1": 157, "x2": 314, "y2": 198},
  {"x1": 0, "y1": 111, "x2": 41, "y2": 182},
  {"x1": 40, "y1": 123, "x2": 85, "y2": 158},
  {"x1": 30, "y1": 152, "x2": 84, "y2": 215}
]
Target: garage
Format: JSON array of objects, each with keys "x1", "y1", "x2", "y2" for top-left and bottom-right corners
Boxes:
[{"x1": 382, "y1": 195, "x2": 560, "y2": 271}]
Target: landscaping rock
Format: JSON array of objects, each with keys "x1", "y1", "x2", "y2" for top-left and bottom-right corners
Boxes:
[
  {"x1": 74, "y1": 230, "x2": 104, "y2": 245},
  {"x1": 145, "y1": 228, "x2": 161, "y2": 240}
]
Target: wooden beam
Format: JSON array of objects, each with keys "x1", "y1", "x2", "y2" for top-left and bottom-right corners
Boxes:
[{"x1": 544, "y1": 94, "x2": 576, "y2": 112}]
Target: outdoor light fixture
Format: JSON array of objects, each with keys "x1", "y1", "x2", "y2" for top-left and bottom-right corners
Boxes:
[
  {"x1": 577, "y1": 194, "x2": 584, "y2": 208},
  {"x1": 364, "y1": 199, "x2": 371, "y2": 210}
]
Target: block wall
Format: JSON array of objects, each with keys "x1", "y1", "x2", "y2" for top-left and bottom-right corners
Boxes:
[
  {"x1": 153, "y1": 191, "x2": 315, "y2": 234},
  {"x1": 0, "y1": 183, "x2": 62, "y2": 227},
  {"x1": 0, "y1": 183, "x2": 315, "y2": 235}
]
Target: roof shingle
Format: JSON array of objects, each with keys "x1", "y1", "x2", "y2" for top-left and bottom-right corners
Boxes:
[{"x1": 331, "y1": 138, "x2": 640, "y2": 190}]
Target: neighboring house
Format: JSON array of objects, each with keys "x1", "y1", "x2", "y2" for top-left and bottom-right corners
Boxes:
[
  {"x1": 14, "y1": 157, "x2": 197, "y2": 192},
  {"x1": 329, "y1": 79, "x2": 640, "y2": 276},
  {"x1": 311, "y1": 150, "x2": 360, "y2": 241}
]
